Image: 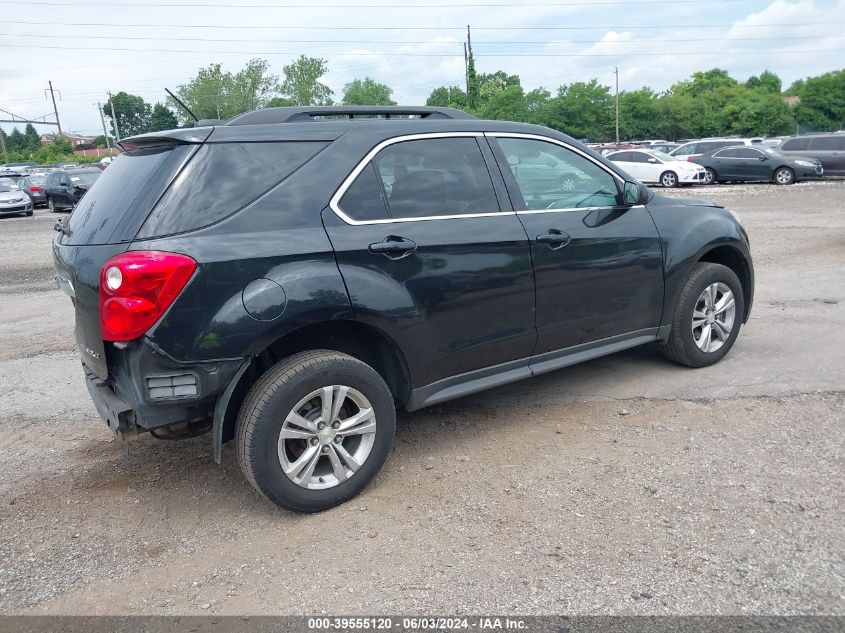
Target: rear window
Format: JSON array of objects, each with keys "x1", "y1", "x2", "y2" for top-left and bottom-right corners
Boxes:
[
  {"x1": 137, "y1": 141, "x2": 326, "y2": 238},
  {"x1": 65, "y1": 148, "x2": 178, "y2": 246}
]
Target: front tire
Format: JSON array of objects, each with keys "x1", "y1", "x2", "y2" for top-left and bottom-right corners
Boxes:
[
  {"x1": 236, "y1": 350, "x2": 396, "y2": 513},
  {"x1": 47, "y1": 198, "x2": 56, "y2": 213},
  {"x1": 662, "y1": 263, "x2": 744, "y2": 368},
  {"x1": 660, "y1": 171, "x2": 679, "y2": 188},
  {"x1": 774, "y1": 167, "x2": 795, "y2": 185}
]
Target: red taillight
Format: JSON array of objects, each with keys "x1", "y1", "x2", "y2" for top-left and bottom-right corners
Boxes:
[
  {"x1": 687, "y1": 157, "x2": 695, "y2": 162},
  {"x1": 30, "y1": 186, "x2": 42, "y2": 192},
  {"x1": 99, "y1": 251, "x2": 197, "y2": 342}
]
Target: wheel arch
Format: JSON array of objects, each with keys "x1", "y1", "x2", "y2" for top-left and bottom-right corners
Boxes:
[
  {"x1": 213, "y1": 319, "x2": 411, "y2": 461},
  {"x1": 696, "y1": 244, "x2": 753, "y2": 323}
]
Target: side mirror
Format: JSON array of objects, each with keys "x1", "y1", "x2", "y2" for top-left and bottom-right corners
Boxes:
[
  {"x1": 759, "y1": 156, "x2": 769, "y2": 161},
  {"x1": 622, "y1": 181, "x2": 641, "y2": 206},
  {"x1": 647, "y1": 158, "x2": 658, "y2": 164}
]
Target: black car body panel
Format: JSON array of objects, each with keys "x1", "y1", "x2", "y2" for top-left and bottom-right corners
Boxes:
[{"x1": 52, "y1": 107, "x2": 754, "y2": 443}]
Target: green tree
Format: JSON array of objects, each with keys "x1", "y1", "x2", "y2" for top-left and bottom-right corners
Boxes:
[
  {"x1": 723, "y1": 89, "x2": 793, "y2": 136},
  {"x1": 426, "y1": 85, "x2": 467, "y2": 110},
  {"x1": 171, "y1": 58, "x2": 280, "y2": 122},
  {"x1": 544, "y1": 80, "x2": 615, "y2": 141},
  {"x1": 147, "y1": 103, "x2": 179, "y2": 132},
  {"x1": 103, "y1": 92, "x2": 151, "y2": 137},
  {"x1": 92, "y1": 135, "x2": 109, "y2": 148},
  {"x1": 279, "y1": 55, "x2": 333, "y2": 106},
  {"x1": 788, "y1": 69, "x2": 845, "y2": 131},
  {"x1": 618, "y1": 88, "x2": 661, "y2": 140},
  {"x1": 24, "y1": 123, "x2": 41, "y2": 153},
  {"x1": 6, "y1": 128, "x2": 27, "y2": 153},
  {"x1": 746, "y1": 69, "x2": 782, "y2": 94},
  {"x1": 341, "y1": 77, "x2": 396, "y2": 106},
  {"x1": 477, "y1": 85, "x2": 527, "y2": 121}
]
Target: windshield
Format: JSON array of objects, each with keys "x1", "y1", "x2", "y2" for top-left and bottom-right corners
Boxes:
[
  {"x1": 68, "y1": 172, "x2": 100, "y2": 187},
  {"x1": 646, "y1": 150, "x2": 675, "y2": 162},
  {"x1": 0, "y1": 181, "x2": 21, "y2": 192}
]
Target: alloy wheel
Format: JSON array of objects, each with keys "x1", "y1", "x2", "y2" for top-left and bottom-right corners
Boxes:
[
  {"x1": 692, "y1": 282, "x2": 736, "y2": 353},
  {"x1": 277, "y1": 385, "x2": 377, "y2": 490},
  {"x1": 775, "y1": 168, "x2": 793, "y2": 185},
  {"x1": 661, "y1": 172, "x2": 678, "y2": 187},
  {"x1": 704, "y1": 169, "x2": 716, "y2": 185}
]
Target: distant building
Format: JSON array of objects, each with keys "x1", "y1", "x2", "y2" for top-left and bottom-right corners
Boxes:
[
  {"x1": 40, "y1": 133, "x2": 95, "y2": 147},
  {"x1": 783, "y1": 96, "x2": 801, "y2": 106}
]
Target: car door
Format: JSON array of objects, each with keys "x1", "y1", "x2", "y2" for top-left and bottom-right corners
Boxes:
[
  {"x1": 734, "y1": 147, "x2": 770, "y2": 180},
  {"x1": 810, "y1": 136, "x2": 845, "y2": 176},
  {"x1": 631, "y1": 151, "x2": 663, "y2": 182},
  {"x1": 323, "y1": 133, "x2": 536, "y2": 390},
  {"x1": 711, "y1": 148, "x2": 743, "y2": 180},
  {"x1": 488, "y1": 133, "x2": 664, "y2": 355},
  {"x1": 55, "y1": 172, "x2": 71, "y2": 205}
]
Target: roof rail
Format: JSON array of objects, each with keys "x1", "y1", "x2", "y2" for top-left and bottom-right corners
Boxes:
[{"x1": 225, "y1": 106, "x2": 476, "y2": 126}]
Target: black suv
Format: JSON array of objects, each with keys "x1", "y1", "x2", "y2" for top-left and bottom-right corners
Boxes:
[
  {"x1": 53, "y1": 106, "x2": 754, "y2": 512},
  {"x1": 44, "y1": 168, "x2": 101, "y2": 212}
]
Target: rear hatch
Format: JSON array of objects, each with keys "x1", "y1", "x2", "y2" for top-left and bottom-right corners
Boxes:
[{"x1": 52, "y1": 129, "x2": 210, "y2": 379}]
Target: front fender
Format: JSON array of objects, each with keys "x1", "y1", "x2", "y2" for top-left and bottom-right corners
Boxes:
[{"x1": 645, "y1": 195, "x2": 753, "y2": 328}]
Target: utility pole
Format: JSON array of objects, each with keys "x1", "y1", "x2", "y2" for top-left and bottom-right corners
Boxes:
[
  {"x1": 96, "y1": 102, "x2": 111, "y2": 149},
  {"x1": 466, "y1": 24, "x2": 475, "y2": 110},
  {"x1": 614, "y1": 67, "x2": 620, "y2": 144},
  {"x1": 463, "y1": 42, "x2": 469, "y2": 97},
  {"x1": 107, "y1": 91, "x2": 121, "y2": 142},
  {"x1": 46, "y1": 80, "x2": 62, "y2": 137},
  {"x1": 0, "y1": 131, "x2": 8, "y2": 163}
]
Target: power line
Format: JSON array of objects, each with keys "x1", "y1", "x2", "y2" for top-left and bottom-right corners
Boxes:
[
  {"x1": 5, "y1": 19, "x2": 838, "y2": 30},
  {"x1": 2, "y1": 42, "x2": 842, "y2": 56},
  {"x1": 0, "y1": 31, "x2": 827, "y2": 45}
]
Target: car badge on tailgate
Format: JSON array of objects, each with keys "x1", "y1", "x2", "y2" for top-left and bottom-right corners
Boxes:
[{"x1": 55, "y1": 273, "x2": 75, "y2": 298}]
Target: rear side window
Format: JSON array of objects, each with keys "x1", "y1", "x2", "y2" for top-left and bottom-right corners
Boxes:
[
  {"x1": 65, "y1": 148, "x2": 176, "y2": 246},
  {"x1": 337, "y1": 137, "x2": 500, "y2": 221},
  {"x1": 782, "y1": 138, "x2": 810, "y2": 151},
  {"x1": 374, "y1": 137, "x2": 499, "y2": 219},
  {"x1": 137, "y1": 141, "x2": 326, "y2": 238},
  {"x1": 339, "y1": 163, "x2": 389, "y2": 221},
  {"x1": 809, "y1": 136, "x2": 844, "y2": 150}
]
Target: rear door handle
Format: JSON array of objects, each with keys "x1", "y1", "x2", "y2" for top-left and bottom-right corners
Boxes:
[
  {"x1": 368, "y1": 236, "x2": 417, "y2": 259},
  {"x1": 536, "y1": 230, "x2": 571, "y2": 249}
]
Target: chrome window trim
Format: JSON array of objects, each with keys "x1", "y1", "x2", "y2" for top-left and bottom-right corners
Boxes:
[{"x1": 329, "y1": 131, "x2": 506, "y2": 226}]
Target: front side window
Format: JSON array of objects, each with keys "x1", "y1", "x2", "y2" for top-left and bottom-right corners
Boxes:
[
  {"x1": 338, "y1": 136, "x2": 500, "y2": 221},
  {"x1": 731, "y1": 148, "x2": 762, "y2": 159},
  {"x1": 496, "y1": 137, "x2": 619, "y2": 211},
  {"x1": 716, "y1": 148, "x2": 743, "y2": 158}
]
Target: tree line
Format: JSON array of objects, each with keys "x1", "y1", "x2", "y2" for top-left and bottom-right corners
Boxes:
[{"x1": 3, "y1": 57, "x2": 843, "y2": 164}]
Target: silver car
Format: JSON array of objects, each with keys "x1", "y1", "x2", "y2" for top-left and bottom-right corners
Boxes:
[{"x1": 0, "y1": 180, "x2": 34, "y2": 217}]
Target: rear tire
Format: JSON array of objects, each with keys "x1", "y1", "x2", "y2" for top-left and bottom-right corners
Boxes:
[
  {"x1": 774, "y1": 167, "x2": 795, "y2": 185},
  {"x1": 660, "y1": 171, "x2": 679, "y2": 188},
  {"x1": 47, "y1": 198, "x2": 56, "y2": 213},
  {"x1": 662, "y1": 263, "x2": 744, "y2": 368},
  {"x1": 26, "y1": 211, "x2": 33, "y2": 216},
  {"x1": 703, "y1": 168, "x2": 717, "y2": 185},
  {"x1": 236, "y1": 350, "x2": 396, "y2": 513}
]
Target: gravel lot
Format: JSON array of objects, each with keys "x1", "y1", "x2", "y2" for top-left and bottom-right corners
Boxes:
[{"x1": 0, "y1": 181, "x2": 843, "y2": 615}]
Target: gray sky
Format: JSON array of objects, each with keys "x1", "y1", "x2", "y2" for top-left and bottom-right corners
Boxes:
[{"x1": 1, "y1": 0, "x2": 844, "y2": 138}]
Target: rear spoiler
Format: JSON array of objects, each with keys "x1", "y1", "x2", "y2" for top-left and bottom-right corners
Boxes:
[{"x1": 117, "y1": 127, "x2": 213, "y2": 152}]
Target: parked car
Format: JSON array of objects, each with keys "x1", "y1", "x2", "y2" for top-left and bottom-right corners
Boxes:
[
  {"x1": 777, "y1": 134, "x2": 845, "y2": 176},
  {"x1": 0, "y1": 179, "x2": 34, "y2": 217},
  {"x1": 669, "y1": 139, "x2": 745, "y2": 160},
  {"x1": 53, "y1": 105, "x2": 754, "y2": 512},
  {"x1": 44, "y1": 168, "x2": 101, "y2": 212},
  {"x1": 18, "y1": 175, "x2": 47, "y2": 207},
  {"x1": 606, "y1": 149, "x2": 707, "y2": 187},
  {"x1": 692, "y1": 146, "x2": 823, "y2": 184}
]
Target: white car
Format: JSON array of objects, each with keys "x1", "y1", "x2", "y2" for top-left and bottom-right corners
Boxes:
[{"x1": 606, "y1": 149, "x2": 707, "y2": 188}]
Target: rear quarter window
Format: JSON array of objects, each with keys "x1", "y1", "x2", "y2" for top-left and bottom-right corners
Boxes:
[
  {"x1": 809, "y1": 136, "x2": 845, "y2": 150},
  {"x1": 137, "y1": 141, "x2": 326, "y2": 239}
]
